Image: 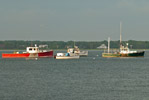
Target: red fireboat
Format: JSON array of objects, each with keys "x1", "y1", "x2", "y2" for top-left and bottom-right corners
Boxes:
[{"x1": 2, "y1": 44, "x2": 53, "y2": 58}]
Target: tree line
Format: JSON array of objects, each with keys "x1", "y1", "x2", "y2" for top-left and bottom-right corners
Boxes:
[{"x1": 0, "y1": 40, "x2": 148, "y2": 50}]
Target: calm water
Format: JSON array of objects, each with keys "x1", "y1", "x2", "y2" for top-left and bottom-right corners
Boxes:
[{"x1": 0, "y1": 50, "x2": 149, "y2": 100}]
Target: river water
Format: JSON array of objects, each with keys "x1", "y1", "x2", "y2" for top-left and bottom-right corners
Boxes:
[{"x1": 0, "y1": 50, "x2": 149, "y2": 100}]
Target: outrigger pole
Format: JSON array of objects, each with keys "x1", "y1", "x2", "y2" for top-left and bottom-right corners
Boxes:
[
  {"x1": 120, "y1": 21, "x2": 122, "y2": 48},
  {"x1": 108, "y1": 37, "x2": 110, "y2": 53}
]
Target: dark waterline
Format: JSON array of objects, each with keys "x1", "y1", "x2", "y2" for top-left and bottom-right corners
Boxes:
[{"x1": 0, "y1": 51, "x2": 149, "y2": 100}]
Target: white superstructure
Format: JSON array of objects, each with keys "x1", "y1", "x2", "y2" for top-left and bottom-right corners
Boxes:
[{"x1": 67, "y1": 46, "x2": 88, "y2": 57}]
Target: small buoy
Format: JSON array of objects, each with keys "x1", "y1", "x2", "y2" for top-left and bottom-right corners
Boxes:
[
  {"x1": 93, "y1": 57, "x2": 95, "y2": 59},
  {"x1": 96, "y1": 55, "x2": 99, "y2": 56}
]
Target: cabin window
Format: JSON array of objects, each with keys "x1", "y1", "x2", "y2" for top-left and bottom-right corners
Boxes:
[
  {"x1": 34, "y1": 48, "x2": 36, "y2": 51},
  {"x1": 29, "y1": 48, "x2": 32, "y2": 51}
]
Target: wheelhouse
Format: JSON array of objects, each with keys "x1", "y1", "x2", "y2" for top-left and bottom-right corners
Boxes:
[{"x1": 26, "y1": 47, "x2": 39, "y2": 53}]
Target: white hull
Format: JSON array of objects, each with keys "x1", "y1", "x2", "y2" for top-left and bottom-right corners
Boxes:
[
  {"x1": 56, "y1": 56, "x2": 79, "y2": 59},
  {"x1": 79, "y1": 51, "x2": 88, "y2": 56}
]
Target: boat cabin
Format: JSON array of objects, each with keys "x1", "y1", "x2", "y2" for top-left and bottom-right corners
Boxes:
[
  {"x1": 120, "y1": 43, "x2": 136, "y2": 54},
  {"x1": 67, "y1": 46, "x2": 80, "y2": 54},
  {"x1": 67, "y1": 48, "x2": 74, "y2": 53},
  {"x1": 26, "y1": 47, "x2": 39, "y2": 53}
]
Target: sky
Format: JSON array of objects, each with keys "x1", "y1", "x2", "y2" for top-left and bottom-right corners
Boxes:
[{"x1": 0, "y1": 0, "x2": 149, "y2": 41}]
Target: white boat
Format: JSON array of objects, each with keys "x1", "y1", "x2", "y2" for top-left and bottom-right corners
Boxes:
[
  {"x1": 55, "y1": 53, "x2": 79, "y2": 59},
  {"x1": 67, "y1": 46, "x2": 88, "y2": 57}
]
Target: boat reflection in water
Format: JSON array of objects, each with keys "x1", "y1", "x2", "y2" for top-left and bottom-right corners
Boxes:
[{"x1": 25, "y1": 58, "x2": 38, "y2": 60}]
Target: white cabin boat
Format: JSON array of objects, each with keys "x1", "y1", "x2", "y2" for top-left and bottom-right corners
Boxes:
[
  {"x1": 67, "y1": 46, "x2": 88, "y2": 57},
  {"x1": 55, "y1": 53, "x2": 79, "y2": 59}
]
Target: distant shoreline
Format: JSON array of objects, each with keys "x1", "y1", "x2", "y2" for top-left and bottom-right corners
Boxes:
[{"x1": 0, "y1": 40, "x2": 149, "y2": 50}]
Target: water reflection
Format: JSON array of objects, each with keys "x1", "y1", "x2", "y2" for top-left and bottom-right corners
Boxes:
[{"x1": 25, "y1": 58, "x2": 38, "y2": 60}]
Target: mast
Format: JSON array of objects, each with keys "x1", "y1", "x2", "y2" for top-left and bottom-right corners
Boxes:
[
  {"x1": 74, "y1": 40, "x2": 75, "y2": 47},
  {"x1": 120, "y1": 21, "x2": 122, "y2": 48},
  {"x1": 108, "y1": 37, "x2": 110, "y2": 53}
]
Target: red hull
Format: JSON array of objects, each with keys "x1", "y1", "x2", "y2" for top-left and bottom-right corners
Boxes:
[
  {"x1": 2, "y1": 53, "x2": 30, "y2": 58},
  {"x1": 38, "y1": 51, "x2": 53, "y2": 57},
  {"x1": 2, "y1": 51, "x2": 53, "y2": 58}
]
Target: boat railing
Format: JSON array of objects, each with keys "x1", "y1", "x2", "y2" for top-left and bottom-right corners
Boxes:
[{"x1": 103, "y1": 49, "x2": 119, "y2": 54}]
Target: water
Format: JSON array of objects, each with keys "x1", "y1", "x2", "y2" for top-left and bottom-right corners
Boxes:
[{"x1": 0, "y1": 50, "x2": 149, "y2": 100}]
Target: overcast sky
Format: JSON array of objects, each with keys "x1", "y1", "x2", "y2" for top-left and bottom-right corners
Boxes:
[{"x1": 0, "y1": 0, "x2": 149, "y2": 41}]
